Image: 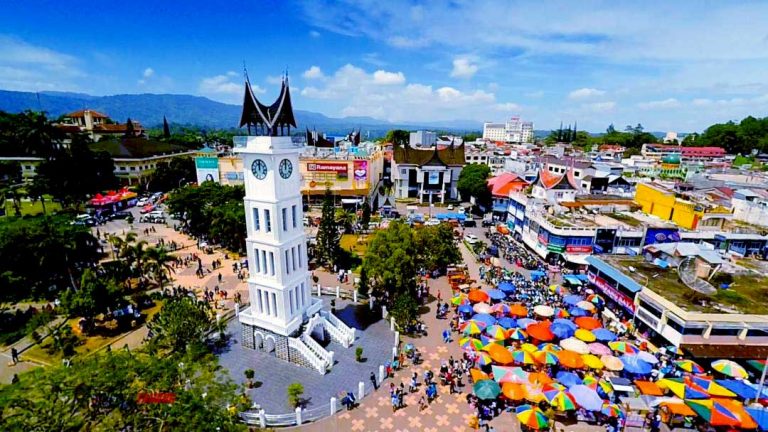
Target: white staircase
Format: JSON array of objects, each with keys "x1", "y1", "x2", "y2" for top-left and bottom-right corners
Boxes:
[
  {"x1": 319, "y1": 310, "x2": 356, "y2": 347},
  {"x1": 287, "y1": 336, "x2": 331, "y2": 374}
]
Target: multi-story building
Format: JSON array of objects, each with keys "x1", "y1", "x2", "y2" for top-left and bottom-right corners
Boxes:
[
  {"x1": 391, "y1": 143, "x2": 465, "y2": 204},
  {"x1": 483, "y1": 117, "x2": 534, "y2": 143},
  {"x1": 634, "y1": 182, "x2": 732, "y2": 230},
  {"x1": 56, "y1": 109, "x2": 144, "y2": 142},
  {"x1": 409, "y1": 131, "x2": 437, "y2": 148}
]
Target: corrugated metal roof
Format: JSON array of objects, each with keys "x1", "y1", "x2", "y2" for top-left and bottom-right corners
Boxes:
[{"x1": 585, "y1": 256, "x2": 644, "y2": 293}]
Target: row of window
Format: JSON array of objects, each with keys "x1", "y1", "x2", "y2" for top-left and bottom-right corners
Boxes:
[
  {"x1": 255, "y1": 289, "x2": 278, "y2": 317},
  {"x1": 252, "y1": 249, "x2": 276, "y2": 276},
  {"x1": 253, "y1": 205, "x2": 298, "y2": 233},
  {"x1": 254, "y1": 284, "x2": 307, "y2": 318},
  {"x1": 284, "y1": 244, "x2": 303, "y2": 275}
]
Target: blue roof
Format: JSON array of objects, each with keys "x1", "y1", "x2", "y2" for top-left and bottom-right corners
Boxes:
[
  {"x1": 564, "y1": 275, "x2": 583, "y2": 285},
  {"x1": 585, "y1": 256, "x2": 644, "y2": 293}
]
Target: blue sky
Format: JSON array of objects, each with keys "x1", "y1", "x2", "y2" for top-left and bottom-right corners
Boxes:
[{"x1": 2, "y1": 0, "x2": 768, "y2": 131}]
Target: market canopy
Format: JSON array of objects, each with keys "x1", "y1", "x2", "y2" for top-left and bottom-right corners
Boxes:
[
  {"x1": 746, "y1": 407, "x2": 768, "y2": 431},
  {"x1": 635, "y1": 380, "x2": 664, "y2": 396},
  {"x1": 716, "y1": 379, "x2": 760, "y2": 400}
]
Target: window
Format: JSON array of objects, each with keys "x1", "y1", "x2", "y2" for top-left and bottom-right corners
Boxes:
[
  {"x1": 269, "y1": 252, "x2": 275, "y2": 276},
  {"x1": 295, "y1": 286, "x2": 300, "y2": 310},
  {"x1": 297, "y1": 245, "x2": 303, "y2": 268},
  {"x1": 285, "y1": 250, "x2": 291, "y2": 275},
  {"x1": 747, "y1": 329, "x2": 768, "y2": 337},
  {"x1": 301, "y1": 282, "x2": 306, "y2": 306},
  {"x1": 665, "y1": 318, "x2": 684, "y2": 334},
  {"x1": 264, "y1": 209, "x2": 271, "y2": 232},
  {"x1": 292, "y1": 205, "x2": 297, "y2": 228},
  {"x1": 261, "y1": 250, "x2": 267, "y2": 275},
  {"x1": 256, "y1": 289, "x2": 263, "y2": 313},
  {"x1": 282, "y1": 208, "x2": 288, "y2": 231},
  {"x1": 683, "y1": 326, "x2": 705, "y2": 335},
  {"x1": 289, "y1": 290, "x2": 294, "y2": 315},
  {"x1": 253, "y1": 248, "x2": 261, "y2": 273},
  {"x1": 252, "y1": 208, "x2": 260, "y2": 231},
  {"x1": 271, "y1": 293, "x2": 277, "y2": 317},
  {"x1": 292, "y1": 247, "x2": 297, "y2": 272},
  {"x1": 710, "y1": 327, "x2": 741, "y2": 336}
]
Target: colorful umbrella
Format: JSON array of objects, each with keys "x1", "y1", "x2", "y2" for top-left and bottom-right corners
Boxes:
[
  {"x1": 470, "y1": 368, "x2": 490, "y2": 382},
  {"x1": 498, "y1": 281, "x2": 516, "y2": 293},
  {"x1": 747, "y1": 359, "x2": 767, "y2": 374},
  {"x1": 485, "y1": 343, "x2": 514, "y2": 364},
  {"x1": 689, "y1": 376, "x2": 738, "y2": 398},
  {"x1": 554, "y1": 308, "x2": 570, "y2": 318},
  {"x1": 473, "y1": 380, "x2": 501, "y2": 400},
  {"x1": 490, "y1": 303, "x2": 511, "y2": 315},
  {"x1": 587, "y1": 294, "x2": 605, "y2": 307},
  {"x1": 558, "y1": 350, "x2": 586, "y2": 369},
  {"x1": 486, "y1": 289, "x2": 506, "y2": 301},
  {"x1": 588, "y1": 342, "x2": 612, "y2": 356},
  {"x1": 563, "y1": 294, "x2": 583, "y2": 306},
  {"x1": 508, "y1": 328, "x2": 528, "y2": 341},
  {"x1": 538, "y1": 343, "x2": 562, "y2": 353},
  {"x1": 468, "y1": 289, "x2": 490, "y2": 303},
  {"x1": 550, "y1": 285, "x2": 566, "y2": 296},
  {"x1": 551, "y1": 323, "x2": 575, "y2": 339},
  {"x1": 711, "y1": 360, "x2": 748, "y2": 379},
  {"x1": 496, "y1": 316, "x2": 518, "y2": 329},
  {"x1": 560, "y1": 337, "x2": 590, "y2": 354},
  {"x1": 582, "y1": 354, "x2": 605, "y2": 370},
  {"x1": 658, "y1": 378, "x2": 710, "y2": 399},
  {"x1": 575, "y1": 328, "x2": 596, "y2": 342},
  {"x1": 460, "y1": 337, "x2": 484, "y2": 351},
  {"x1": 528, "y1": 371, "x2": 554, "y2": 386},
  {"x1": 591, "y1": 328, "x2": 617, "y2": 342},
  {"x1": 620, "y1": 354, "x2": 653, "y2": 375},
  {"x1": 569, "y1": 307, "x2": 589, "y2": 317},
  {"x1": 600, "y1": 355, "x2": 624, "y2": 371},
  {"x1": 534, "y1": 350, "x2": 559, "y2": 366},
  {"x1": 576, "y1": 300, "x2": 596, "y2": 311},
  {"x1": 492, "y1": 365, "x2": 529, "y2": 384},
  {"x1": 570, "y1": 385, "x2": 604, "y2": 411},
  {"x1": 675, "y1": 359, "x2": 705, "y2": 374},
  {"x1": 574, "y1": 316, "x2": 602, "y2": 330},
  {"x1": 553, "y1": 318, "x2": 577, "y2": 330},
  {"x1": 555, "y1": 371, "x2": 582, "y2": 388},
  {"x1": 520, "y1": 343, "x2": 539, "y2": 353},
  {"x1": 512, "y1": 349, "x2": 536, "y2": 365},
  {"x1": 471, "y1": 313, "x2": 497, "y2": 326},
  {"x1": 461, "y1": 320, "x2": 486, "y2": 335},
  {"x1": 636, "y1": 351, "x2": 659, "y2": 365},
  {"x1": 476, "y1": 352, "x2": 494, "y2": 366},
  {"x1": 523, "y1": 384, "x2": 545, "y2": 403},
  {"x1": 509, "y1": 304, "x2": 529, "y2": 317},
  {"x1": 582, "y1": 374, "x2": 599, "y2": 389},
  {"x1": 517, "y1": 318, "x2": 537, "y2": 329},
  {"x1": 601, "y1": 402, "x2": 624, "y2": 418},
  {"x1": 502, "y1": 382, "x2": 527, "y2": 400},
  {"x1": 684, "y1": 399, "x2": 742, "y2": 427},
  {"x1": 533, "y1": 305, "x2": 555, "y2": 317},
  {"x1": 473, "y1": 302, "x2": 492, "y2": 314},
  {"x1": 485, "y1": 324, "x2": 507, "y2": 340},
  {"x1": 542, "y1": 383, "x2": 566, "y2": 392},
  {"x1": 451, "y1": 294, "x2": 469, "y2": 306},
  {"x1": 516, "y1": 404, "x2": 550, "y2": 429},
  {"x1": 550, "y1": 391, "x2": 578, "y2": 411},
  {"x1": 609, "y1": 341, "x2": 639, "y2": 354},
  {"x1": 480, "y1": 334, "x2": 504, "y2": 346},
  {"x1": 527, "y1": 322, "x2": 555, "y2": 341}
]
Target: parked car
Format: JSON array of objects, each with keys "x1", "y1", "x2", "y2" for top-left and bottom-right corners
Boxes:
[
  {"x1": 71, "y1": 214, "x2": 96, "y2": 227},
  {"x1": 464, "y1": 234, "x2": 478, "y2": 244},
  {"x1": 112, "y1": 211, "x2": 132, "y2": 219},
  {"x1": 446, "y1": 204, "x2": 454, "y2": 211}
]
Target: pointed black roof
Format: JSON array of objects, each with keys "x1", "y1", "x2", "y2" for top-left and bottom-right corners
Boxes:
[
  {"x1": 306, "y1": 128, "x2": 335, "y2": 147},
  {"x1": 239, "y1": 74, "x2": 297, "y2": 136}
]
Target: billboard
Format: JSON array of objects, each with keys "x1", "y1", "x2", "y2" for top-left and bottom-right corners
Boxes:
[
  {"x1": 353, "y1": 160, "x2": 368, "y2": 181},
  {"x1": 195, "y1": 157, "x2": 219, "y2": 184},
  {"x1": 643, "y1": 227, "x2": 681, "y2": 246},
  {"x1": 587, "y1": 271, "x2": 636, "y2": 312},
  {"x1": 428, "y1": 171, "x2": 440, "y2": 185},
  {"x1": 306, "y1": 162, "x2": 348, "y2": 179},
  {"x1": 594, "y1": 228, "x2": 617, "y2": 254}
]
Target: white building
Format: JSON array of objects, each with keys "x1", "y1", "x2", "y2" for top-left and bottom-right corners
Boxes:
[
  {"x1": 409, "y1": 130, "x2": 437, "y2": 148},
  {"x1": 483, "y1": 117, "x2": 534, "y2": 143}
]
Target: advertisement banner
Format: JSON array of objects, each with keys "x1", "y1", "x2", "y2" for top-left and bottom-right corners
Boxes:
[
  {"x1": 353, "y1": 160, "x2": 368, "y2": 181},
  {"x1": 195, "y1": 157, "x2": 219, "y2": 184},
  {"x1": 566, "y1": 245, "x2": 593, "y2": 253},
  {"x1": 644, "y1": 227, "x2": 681, "y2": 246},
  {"x1": 428, "y1": 171, "x2": 440, "y2": 185},
  {"x1": 307, "y1": 162, "x2": 348, "y2": 179},
  {"x1": 587, "y1": 271, "x2": 636, "y2": 312},
  {"x1": 594, "y1": 228, "x2": 617, "y2": 254},
  {"x1": 547, "y1": 244, "x2": 565, "y2": 253}
]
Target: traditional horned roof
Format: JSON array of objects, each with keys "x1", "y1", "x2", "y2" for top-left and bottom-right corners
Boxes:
[
  {"x1": 239, "y1": 73, "x2": 297, "y2": 135},
  {"x1": 392, "y1": 142, "x2": 465, "y2": 166},
  {"x1": 306, "y1": 128, "x2": 335, "y2": 148}
]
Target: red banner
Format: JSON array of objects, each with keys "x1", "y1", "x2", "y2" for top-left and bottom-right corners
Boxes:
[
  {"x1": 587, "y1": 271, "x2": 636, "y2": 312},
  {"x1": 137, "y1": 392, "x2": 176, "y2": 404},
  {"x1": 566, "y1": 245, "x2": 593, "y2": 253},
  {"x1": 306, "y1": 162, "x2": 348, "y2": 173}
]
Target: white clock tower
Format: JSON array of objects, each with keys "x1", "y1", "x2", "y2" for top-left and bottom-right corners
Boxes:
[{"x1": 234, "y1": 75, "x2": 354, "y2": 374}]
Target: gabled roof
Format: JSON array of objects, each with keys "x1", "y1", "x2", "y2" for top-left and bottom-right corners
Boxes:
[
  {"x1": 239, "y1": 74, "x2": 297, "y2": 135},
  {"x1": 65, "y1": 109, "x2": 108, "y2": 119},
  {"x1": 392, "y1": 143, "x2": 465, "y2": 166}
]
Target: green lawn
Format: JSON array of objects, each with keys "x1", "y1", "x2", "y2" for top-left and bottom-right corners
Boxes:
[
  {"x1": 340, "y1": 234, "x2": 369, "y2": 257},
  {"x1": 4, "y1": 197, "x2": 62, "y2": 216}
]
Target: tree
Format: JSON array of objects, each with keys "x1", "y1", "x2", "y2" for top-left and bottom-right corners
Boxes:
[
  {"x1": 414, "y1": 224, "x2": 461, "y2": 272},
  {"x1": 390, "y1": 292, "x2": 419, "y2": 327},
  {"x1": 142, "y1": 245, "x2": 176, "y2": 288},
  {"x1": 147, "y1": 157, "x2": 195, "y2": 192},
  {"x1": 384, "y1": 129, "x2": 410, "y2": 146},
  {"x1": 59, "y1": 269, "x2": 123, "y2": 324},
  {"x1": 124, "y1": 117, "x2": 134, "y2": 137},
  {"x1": 362, "y1": 220, "x2": 417, "y2": 300},
  {"x1": 457, "y1": 163, "x2": 492, "y2": 210},
  {"x1": 287, "y1": 382, "x2": 304, "y2": 408},
  {"x1": 315, "y1": 189, "x2": 340, "y2": 266},
  {"x1": 360, "y1": 197, "x2": 371, "y2": 230},
  {"x1": 147, "y1": 295, "x2": 214, "y2": 354},
  {"x1": 335, "y1": 208, "x2": 356, "y2": 234}
]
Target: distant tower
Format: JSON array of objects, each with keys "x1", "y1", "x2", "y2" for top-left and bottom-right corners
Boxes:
[{"x1": 234, "y1": 73, "x2": 355, "y2": 374}]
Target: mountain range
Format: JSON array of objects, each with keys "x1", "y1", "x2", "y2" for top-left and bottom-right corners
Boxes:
[{"x1": 0, "y1": 90, "x2": 482, "y2": 137}]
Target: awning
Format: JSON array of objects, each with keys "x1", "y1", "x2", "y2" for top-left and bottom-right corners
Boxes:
[
  {"x1": 564, "y1": 275, "x2": 582, "y2": 286},
  {"x1": 563, "y1": 253, "x2": 589, "y2": 265}
]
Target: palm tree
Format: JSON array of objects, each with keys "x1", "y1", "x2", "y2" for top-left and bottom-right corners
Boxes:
[
  {"x1": 335, "y1": 208, "x2": 356, "y2": 234},
  {"x1": 142, "y1": 246, "x2": 175, "y2": 288},
  {"x1": 15, "y1": 111, "x2": 63, "y2": 157}
]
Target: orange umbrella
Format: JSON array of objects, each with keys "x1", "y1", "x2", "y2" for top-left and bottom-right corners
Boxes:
[
  {"x1": 527, "y1": 322, "x2": 555, "y2": 342},
  {"x1": 471, "y1": 369, "x2": 490, "y2": 382},
  {"x1": 574, "y1": 316, "x2": 602, "y2": 330},
  {"x1": 509, "y1": 303, "x2": 529, "y2": 317},
  {"x1": 485, "y1": 343, "x2": 514, "y2": 364},
  {"x1": 468, "y1": 290, "x2": 490, "y2": 303},
  {"x1": 528, "y1": 371, "x2": 554, "y2": 385},
  {"x1": 558, "y1": 350, "x2": 586, "y2": 369},
  {"x1": 502, "y1": 382, "x2": 527, "y2": 400}
]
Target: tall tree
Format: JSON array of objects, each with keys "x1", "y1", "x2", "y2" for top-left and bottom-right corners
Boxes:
[
  {"x1": 362, "y1": 220, "x2": 417, "y2": 301},
  {"x1": 147, "y1": 295, "x2": 214, "y2": 354},
  {"x1": 457, "y1": 163, "x2": 492, "y2": 210},
  {"x1": 124, "y1": 117, "x2": 134, "y2": 137},
  {"x1": 315, "y1": 188, "x2": 341, "y2": 267},
  {"x1": 360, "y1": 197, "x2": 371, "y2": 230},
  {"x1": 163, "y1": 115, "x2": 171, "y2": 139}
]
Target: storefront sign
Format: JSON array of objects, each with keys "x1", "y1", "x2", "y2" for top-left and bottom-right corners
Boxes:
[
  {"x1": 307, "y1": 162, "x2": 348, "y2": 178},
  {"x1": 353, "y1": 160, "x2": 368, "y2": 181},
  {"x1": 644, "y1": 227, "x2": 681, "y2": 246},
  {"x1": 566, "y1": 245, "x2": 593, "y2": 253},
  {"x1": 195, "y1": 157, "x2": 219, "y2": 184},
  {"x1": 547, "y1": 244, "x2": 565, "y2": 253},
  {"x1": 587, "y1": 271, "x2": 636, "y2": 312}
]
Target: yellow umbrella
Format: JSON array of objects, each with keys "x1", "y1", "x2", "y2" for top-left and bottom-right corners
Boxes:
[
  {"x1": 471, "y1": 368, "x2": 490, "y2": 382},
  {"x1": 520, "y1": 343, "x2": 539, "y2": 353},
  {"x1": 581, "y1": 354, "x2": 605, "y2": 370},
  {"x1": 524, "y1": 384, "x2": 545, "y2": 403},
  {"x1": 575, "y1": 328, "x2": 596, "y2": 342}
]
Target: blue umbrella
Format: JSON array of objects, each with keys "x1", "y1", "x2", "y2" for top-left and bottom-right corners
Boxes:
[
  {"x1": 472, "y1": 313, "x2": 497, "y2": 327},
  {"x1": 553, "y1": 318, "x2": 578, "y2": 330},
  {"x1": 563, "y1": 295, "x2": 584, "y2": 306},
  {"x1": 498, "y1": 281, "x2": 516, "y2": 293},
  {"x1": 569, "y1": 307, "x2": 589, "y2": 317},
  {"x1": 619, "y1": 355, "x2": 653, "y2": 375},
  {"x1": 746, "y1": 407, "x2": 768, "y2": 431},
  {"x1": 556, "y1": 371, "x2": 582, "y2": 388},
  {"x1": 716, "y1": 379, "x2": 758, "y2": 399},
  {"x1": 487, "y1": 289, "x2": 506, "y2": 301},
  {"x1": 458, "y1": 304, "x2": 474, "y2": 314},
  {"x1": 497, "y1": 317, "x2": 518, "y2": 329},
  {"x1": 517, "y1": 318, "x2": 537, "y2": 329},
  {"x1": 592, "y1": 328, "x2": 617, "y2": 342},
  {"x1": 569, "y1": 385, "x2": 603, "y2": 411},
  {"x1": 551, "y1": 323, "x2": 575, "y2": 339}
]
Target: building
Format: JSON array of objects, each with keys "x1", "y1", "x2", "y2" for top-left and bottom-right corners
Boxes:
[
  {"x1": 488, "y1": 173, "x2": 529, "y2": 220},
  {"x1": 56, "y1": 109, "x2": 144, "y2": 142},
  {"x1": 731, "y1": 188, "x2": 768, "y2": 228},
  {"x1": 634, "y1": 182, "x2": 732, "y2": 230},
  {"x1": 234, "y1": 75, "x2": 354, "y2": 374},
  {"x1": 641, "y1": 144, "x2": 727, "y2": 164},
  {"x1": 483, "y1": 117, "x2": 534, "y2": 143},
  {"x1": 663, "y1": 131, "x2": 678, "y2": 143},
  {"x1": 391, "y1": 142, "x2": 465, "y2": 204},
  {"x1": 409, "y1": 131, "x2": 436, "y2": 148},
  {"x1": 299, "y1": 145, "x2": 385, "y2": 205},
  {"x1": 464, "y1": 147, "x2": 508, "y2": 173}
]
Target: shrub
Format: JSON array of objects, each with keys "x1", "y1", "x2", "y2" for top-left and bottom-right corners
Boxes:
[
  {"x1": 355, "y1": 346, "x2": 364, "y2": 362},
  {"x1": 287, "y1": 382, "x2": 304, "y2": 407}
]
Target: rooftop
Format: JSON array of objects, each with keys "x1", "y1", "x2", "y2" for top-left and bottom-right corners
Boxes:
[
  {"x1": 90, "y1": 137, "x2": 191, "y2": 159},
  {"x1": 599, "y1": 255, "x2": 768, "y2": 314}
]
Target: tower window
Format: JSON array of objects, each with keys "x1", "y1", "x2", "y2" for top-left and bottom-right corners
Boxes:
[
  {"x1": 282, "y1": 208, "x2": 288, "y2": 231},
  {"x1": 261, "y1": 250, "x2": 267, "y2": 275},
  {"x1": 253, "y1": 248, "x2": 261, "y2": 273},
  {"x1": 269, "y1": 252, "x2": 275, "y2": 276},
  {"x1": 264, "y1": 209, "x2": 271, "y2": 232},
  {"x1": 271, "y1": 293, "x2": 277, "y2": 317},
  {"x1": 252, "y1": 208, "x2": 260, "y2": 231},
  {"x1": 292, "y1": 247, "x2": 297, "y2": 272},
  {"x1": 285, "y1": 250, "x2": 291, "y2": 275},
  {"x1": 289, "y1": 290, "x2": 294, "y2": 315},
  {"x1": 297, "y1": 245, "x2": 302, "y2": 268},
  {"x1": 292, "y1": 205, "x2": 297, "y2": 228}
]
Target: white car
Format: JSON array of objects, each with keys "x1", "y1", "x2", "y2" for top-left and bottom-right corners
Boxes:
[
  {"x1": 425, "y1": 219, "x2": 440, "y2": 226},
  {"x1": 447, "y1": 204, "x2": 454, "y2": 211},
  {"x1": 464, "y1": 234, "x2": 478, "y2": 244},
  {"x1": 458, "y1": 206, "x2": 466, "y2": 214}
]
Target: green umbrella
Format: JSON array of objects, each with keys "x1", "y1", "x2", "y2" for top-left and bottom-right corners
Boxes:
[{"x1": 474, "y1": 379, "x2": 501, "y2": 400}]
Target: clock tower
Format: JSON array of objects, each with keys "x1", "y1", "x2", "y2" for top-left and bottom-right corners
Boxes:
[{"x1": 234, "y1": 74, "x2": 354, "y2": 374}]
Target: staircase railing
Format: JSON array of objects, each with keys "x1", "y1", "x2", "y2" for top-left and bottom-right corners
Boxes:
[
  {"x1": 300, "y1": 332, "x2": 333, "y2": 367},
  {"x1": 287, "y1": 337, "x2": 327, "y2": 374},
  {"x1": 319, "y1": 310, "x2": 356, "y2": 347}
]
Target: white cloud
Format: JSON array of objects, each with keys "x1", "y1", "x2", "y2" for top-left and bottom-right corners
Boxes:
[
  {"x1": 583, "y1": 101, "x2": 616, "y2": 112},
  {"x1": 495, "y1": 102, "x2": 522, "y2": 111},
  {"x1": 568, "y1": 88, "x2": 606, "y2": 100},
  {"x1": 450, "y1": 57, "x2": 479, "y2": 79},
  {"x1": 143, "y1": 67, "x2": 154, "y2": 78},
  {"x1": 302, "y1": 66, "x2": 324, "y2": 79},
  {"x1": 637, "y1": 98, "x2": 680, "y2": 110},
  {"x1": 199, "y1": 71, "x2": 261, "y2": 103},
  {"x1": 265, "y1": 75, "x2": 283, "y2": 85},
  {"x1": 309, "y1": 30, "x2": 321, "y2": 38},
  {"x1": 372, "y1": 70, "x2": 405, "y2": 85},
  {"x1": 0, "y1": 35, "x2": 82, "y2": 92},
  {"x1": 525, "y1": 90, "x2": 545, "y2": 98}
]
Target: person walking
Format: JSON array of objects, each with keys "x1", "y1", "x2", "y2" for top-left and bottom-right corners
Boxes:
[
  {"x1": 10, "y1": 347, "x2": 19, "y2": 365},
  {"x1": 370, "y1": 371, "x2": 378, "y2": 390}
]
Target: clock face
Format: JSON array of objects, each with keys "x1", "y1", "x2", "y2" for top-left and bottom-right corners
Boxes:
[
  {"x1": 279, "y1": 159, "x2": 293, "y2": 179},
  {"x1": 251, "y1": 159, "x2": 267, "y2": 180}
]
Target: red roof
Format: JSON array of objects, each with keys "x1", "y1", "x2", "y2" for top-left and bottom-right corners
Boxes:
[
  {"x1": 65, "y1": 109, "x2": 109, "y2": 119},
  {"x1": 539, "y1": 170, "x2": 565, "y2": 189},
  {"x1": 681, "y1": 147, "x2": 726, "y2": 157},
  {"x1": 488, "y1": 173, "x2": 527, "y2": 196}
]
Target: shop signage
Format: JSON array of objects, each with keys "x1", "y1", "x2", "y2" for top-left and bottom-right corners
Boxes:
[
  {"x1": 195, "y1": 157, "x2": 219, "y2": 184},
  {"x1": 547, "y1": 244, "x2": 565, "y2": 253},
  {"x1": 306, "y1": 162, "x2": 348, "y2": 178},
  {"x1": 428, "y1": 171, "x2": 440, "y2": 185},
  {"x1": 353, "y1": 160, "x2": 368, "y2": 181},
  {"x1": 566, "y1": 245, "x2": 593, "y2": 253},
  {"x1": 587, "y1": 271, "x2": 636, "y2": 312}
]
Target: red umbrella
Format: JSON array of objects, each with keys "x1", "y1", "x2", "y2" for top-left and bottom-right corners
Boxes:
[
  {"x1": 468, "y1": 290, "x2": 490, "y2": 303},
  {"x1": 574, "y1": 316, "x2": 602, "y2": 330},
  {"x1": 527, "y1": 322, "x2": 555, "y2": 342}
]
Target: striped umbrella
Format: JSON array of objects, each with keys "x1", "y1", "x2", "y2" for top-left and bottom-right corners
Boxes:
[
  {"x1": 480, "y1": 334, "x2": 504, "y2": 347},
  {"x1": 460, "y1": 337, "x2": 484, "y2": 351},
  {"x1": 675, "y1": 359, "x2": 705, "y2": 374},
  {"x1": 550, "y1": 391, "x2": 578, "y2": 411},
  {"x1": 587, "y1": 294, "x2": 605, "y2": 307},
  {"x1": 516, "y1": 404, "x2": 550, "y2": 430},
  {"x1": 461, "y1": 320, "x2": 486, "y2": 336},
  {"x1": 520, "y1": 343, "x2": 539, "y2": 353},
  {"x1": 601, "y1": 402, "x2": 624, "y2": 418},
  {"x1": 485, "y1": 324, "x2": 507, "y2": 340},
  {"x1": 508, "y1": 328, "x2": 528, "y2": 341},
  {"x1": 534, "y1": 350, "x2": 560, "y2": 366},
  {"x1": 684, "y1": 399, "x2": 742, "y2": 427},
  {"x1": 492, "y1": 365, "x2": 529, "y2": 384},
  {"x1": 490, "y1": 303, "x2": 511, "y2": 316},
  {"x1": 476, "y1": 352, "x2": 494, "y2": 366},
  {"x1": 512, "y1": 349, "x2": 536, "y2": 365},
  {"x1": 711, "y1": 360, "x2": 748, "y2": 379},
  {"x1": 538, "y1": 343, "x2": 562, "y2": 353},
  {"x1": 608, "y1": 341, "x2": 639, "y2": 354},
  {"x1": 554, "y1": 308, "x2": 570, "y2": 318},
  {"x1": 451, "y1": 294, "x2": 469, "y2": 306}
]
